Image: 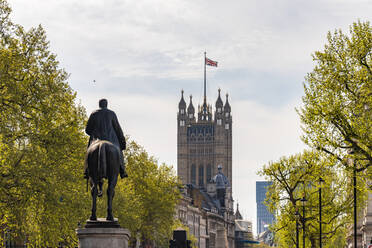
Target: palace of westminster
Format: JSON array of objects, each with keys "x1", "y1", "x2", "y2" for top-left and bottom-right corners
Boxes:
[{"x1": 176, "y1": 89, "x2": 252, "y2": 248}]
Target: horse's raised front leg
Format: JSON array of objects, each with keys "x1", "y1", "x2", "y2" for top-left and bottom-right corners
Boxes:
[
  {"x1": 90, "y1": 179, "x2": 98, "y2": 221},
  {"x1": 106, "y1": 175, "x2": 118, "y2": 221}
]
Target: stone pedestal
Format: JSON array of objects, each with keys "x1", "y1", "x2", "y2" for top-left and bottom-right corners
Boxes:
[{"x1": 76, "y1": 218, "x2": 130, "y2": 248}]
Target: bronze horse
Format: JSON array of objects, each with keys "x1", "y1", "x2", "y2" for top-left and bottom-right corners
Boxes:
[{"x1": 85, "y1": 139, "x2": 123, "y2": 221}]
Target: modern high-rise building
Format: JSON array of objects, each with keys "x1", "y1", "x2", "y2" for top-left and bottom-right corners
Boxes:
[
  {"x1": 256, "y1": 181, "x2": 275, "y2": 235},
  {"x1": 177, "y1": 89, "x2": 232, "y2": 190}
]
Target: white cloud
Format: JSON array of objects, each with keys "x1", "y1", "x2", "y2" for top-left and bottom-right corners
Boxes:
[{"x1": 232, "y1": 98, "x2": 306, "y2": 234}]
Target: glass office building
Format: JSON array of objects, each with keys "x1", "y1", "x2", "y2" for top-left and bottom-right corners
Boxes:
[{"x1": 256, "y1": 181, "x2": 275, "y2": 235}]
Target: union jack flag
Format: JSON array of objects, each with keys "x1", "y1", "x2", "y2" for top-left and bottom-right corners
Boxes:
[{"x1": 205, "y1": 57, "x2": 218, "y2": 67}]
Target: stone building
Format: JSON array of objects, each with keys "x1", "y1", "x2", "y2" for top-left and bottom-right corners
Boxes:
[
  {"x1": 346, "y1": 192, "x2": 372, "y2": 247},
  {"x1": 361, "y1": 192, "x2": 372, "y2": 247},
  {"x1": 177, "y1": 89, "x2": 232, "y2": 192},
  {"x1": 177, "y1": 182, "x2": 235, "y2": 248},
  {"x1": 176, "y1": 89, "x2": 235, "y2": 248},
  {"x1": 234, "y1": 205, "x2": 257, "y2": 248}
]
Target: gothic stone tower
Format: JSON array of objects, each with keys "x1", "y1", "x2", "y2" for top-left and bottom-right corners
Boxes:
[{"x1": 177, "y1": 89, "x2": 232, "y2": 190}]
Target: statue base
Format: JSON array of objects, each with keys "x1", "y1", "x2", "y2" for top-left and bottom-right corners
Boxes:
[{"x1": 76, "y1": 218, "x2": 130, "y2": 248}]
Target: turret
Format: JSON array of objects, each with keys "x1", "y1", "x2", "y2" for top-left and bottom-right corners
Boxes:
[
  {"x1": 187, "y1": 95, "x2": 195, "y2": 121},
  {"x1": 177, "y1": 90, "x2": 188, "y2": 183},
  {"x1": 235, "y1": 203, "x2": 243, "y2": 220},
  {"x1": 215, "y1": 89, "x2": 223, "y2": 112},
  {"x1": 215, "y1": 89, "x2": 224, "y2": 125},
  {"x1": 178, "y1": 90, "x2": 186, "y2": 127},
  {"x1": 224, "y1": 93, "x2": 231, "y2": 129},
  {"x1": 224, "y1": 93, "x2": 231, "y2": 115},
  {"x1": 179, "y1": 90, "x2": 186, "y2": 111}
]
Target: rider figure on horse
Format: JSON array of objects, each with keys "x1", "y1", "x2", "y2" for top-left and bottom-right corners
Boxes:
[{"x1": 84, "y1": 99, "x2": 127, "y2": 180}]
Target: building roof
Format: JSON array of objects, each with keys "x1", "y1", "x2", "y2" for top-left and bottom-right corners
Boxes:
[
  {"x1": 178, "y1": 90, "x2": 186, "y2": 109},
  {"x1": 235, "y1": 203, "x2": 243, "y2": 220},
  {"x1": 215, "y1": 89, "x2": 223, "y2": 108},
  {"x1": 224, "y1": 93, "x2": 231, "y2": 112},
  {"x1": 186, "y1": 184, "x2": 224, "y2": 215},
  {"x1": 187, "y1": 95, "x2": 195, "y2": 114}
]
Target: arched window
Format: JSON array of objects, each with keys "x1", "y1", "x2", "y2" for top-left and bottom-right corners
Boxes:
[
  {"x1": 207, "y1": 164, "x2": 212, "y2": 183},
  {"x1": 191, "y1": 164, "x2": 196, "y2": 185},
  {"x1": 199, "y1": 165, "x2": 204, "y2": 187}
]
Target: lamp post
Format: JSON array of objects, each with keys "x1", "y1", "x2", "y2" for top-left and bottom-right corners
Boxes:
[
  {"x1": 319, "y1": 177, "x2": 324, "y2": 248},
  {"x1": 348, "y1": 150, "x2": 357, "y2": 248},
  {"x1": 353, "y1": 160, "x2": 357, "y2": 248},
  {"x1": 301, "y1": 196, "x2": 307, "y2": 248},
  {"x1": 295, "y1": 209, "x2": 300, "y2": 248}
]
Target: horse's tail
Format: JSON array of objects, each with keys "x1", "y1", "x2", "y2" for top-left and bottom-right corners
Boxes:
[{"x1": 98, "y1": 142, "x2": 107, "y2": 179}]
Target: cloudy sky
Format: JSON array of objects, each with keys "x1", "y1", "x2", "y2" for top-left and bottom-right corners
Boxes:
[{"x1": 10, "y1": 0, "x2": 371, "y2": 235}]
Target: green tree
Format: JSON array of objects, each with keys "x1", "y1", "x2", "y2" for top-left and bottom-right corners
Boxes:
[
  {"x1": 0, "y1": 0, "x2": 89, "y2": 246},
  {"x1": 259, "y1": 150, "x2": 366, "y2": 248},
  {"x1": 93, "y1": 140, "x2": 182, "y2": 248},
  {"x1": 0, "y1": 2, "x2": 182, "y2": 247},
  {"x1": 298, "y1": 21, "x2": 372, "y2": 173}
]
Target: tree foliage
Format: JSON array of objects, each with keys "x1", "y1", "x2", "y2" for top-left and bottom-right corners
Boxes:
[
  {"x1": 0, "y1": 1, "x2": 183, "y2": 247},
  {"x1": 259, "y1": 150, "x2": 367, "y2": 248},
  {"x1": 95, "y1": 140, "x2": 182, "y2": 248},
  {"x1": 298, "y1": 21, "x2": 372, "y2": 172},
  {"x1": 0, "y1": 0, "x2": 89, "y2": 246},
  {"x1": 258, "y1": 21, "x2": 371, "y2": 248}
]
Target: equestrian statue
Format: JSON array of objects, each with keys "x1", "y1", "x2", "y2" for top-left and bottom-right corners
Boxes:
[{"x1": 84, "y1": 99, "x2": 127, "y2": 221}]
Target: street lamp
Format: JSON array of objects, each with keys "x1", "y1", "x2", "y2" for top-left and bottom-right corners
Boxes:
[
  {"x1": 348, "y1": 149, "x2": 357, "y2": 248},
  {"x1": 301, "y1": 196, "x2": 307, "y2": 248},
  {"x1": 319, "y1": 177, "x2": 324, "y2": 248},
  {"x1": 295, "y1": 209, "x2": 300, "y2": 248}
]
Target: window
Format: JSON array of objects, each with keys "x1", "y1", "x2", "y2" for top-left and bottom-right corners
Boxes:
[
  {"x1": 225, "y1": 123, "x2": 229, "y2": 129},
  {"x1": 180, "y1": 120, "x2": 185, "y2": 126},
  {"x1": 191, "y1": 164, "x2": 196, "y2": 185},
  {"x1": 207, "y1": 164, "x2": 212, "y2": 182},
  {"x1": 189, "y1": 114, "x2": 193, "y2": 118},
  {"x1": 218, "y1": 107, "x2": 222, "y2": 113},
  {"x1": 225, "y1": 112, "x2": 229, "y2": 117},
  {"x1": 217, "y1": 119, "x2": 222, "y2": 125},
  {"x1": 180, "y1": 109, "x2": 185, "y2": 114},
  {"x1": 199, "y1": 165, "x2": 204, "y2": 186}
]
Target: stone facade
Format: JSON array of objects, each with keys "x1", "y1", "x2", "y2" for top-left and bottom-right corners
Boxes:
[
  {"x1": 235, "y1": 205, "x2": 257, "y2": 248},
  {"x1": 177, "y1": 184, "x2": 235, "y2": 248},
  {"x1": 177, "y1": 89, "x2": 232, "y2": 192},
  {"x1": 177, "y1": 89, "x2": 235, "y2": 248},
  {"x1": 361, "y1": 192, "x2": 372, "y2": 247},
  {"x1": 346, "y1": 191, "x2": 372, "y2": 248}
]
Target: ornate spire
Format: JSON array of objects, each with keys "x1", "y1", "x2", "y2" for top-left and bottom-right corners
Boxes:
[
  {"x1": 224, "y1": 93, "x2": 231, "y2": 112},
  {"x1": 235, "y1": 203, "x2": 243, "y2": 220},
  {"x1": 187, "y1": 95, "x2": 195, "y2": 115},
  {"x1": 215, "y1": 88, "x2": 223, "y2": 108},
  {"x1": 178, "y1": 89, "x2": 186, "y2": 109}
]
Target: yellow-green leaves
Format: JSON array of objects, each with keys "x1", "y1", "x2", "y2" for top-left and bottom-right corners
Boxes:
[
  {"x1": 259, "y1": 151, "x2": 365, "y2": 248},
  {"x1": 0, "y1": 1, "x2": 89, "y2": 246},
  {"x1": 298, "y1": 21, "x2": 372, "y2": 172},
  {"x1": 117, "y1": 140, "x2": 182, "y2": 247}
]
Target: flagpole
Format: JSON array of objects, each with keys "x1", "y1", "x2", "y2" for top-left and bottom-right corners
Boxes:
[{"x1": 204, "y1": 51, "x2": 206, "y2": 104}]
